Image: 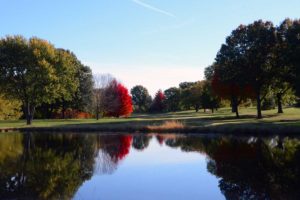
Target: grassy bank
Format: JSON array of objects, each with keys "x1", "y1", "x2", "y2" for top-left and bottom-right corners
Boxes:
[{"x1": 0, "y1": 107, "x2": 300, "y2": 134}]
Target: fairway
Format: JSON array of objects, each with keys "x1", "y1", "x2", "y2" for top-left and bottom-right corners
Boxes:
[{"x1": 1, "y1": 107, "x2": 299, "y2": 134}]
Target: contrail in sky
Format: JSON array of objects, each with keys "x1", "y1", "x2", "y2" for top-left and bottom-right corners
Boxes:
[{"x1": 131, "y1": 0, "x2": 176, "y2": 18}]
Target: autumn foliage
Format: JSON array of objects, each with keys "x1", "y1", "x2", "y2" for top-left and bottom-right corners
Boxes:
[
  {"x1": 103, "y1": 80, "x2": 133, "y2": 117},
  {"x1": 149, "y1": 90, "x2": 166, "y2": 112},
  {"x1": 211, "y1": 72, "x2": 255, "y2": 100},
  {"x1": 116, "y1": 135, "x2": 133, "y2": 160},
  {"x1": 53, "y1": 109, "x2": 92, "y2": 119},
  {"x1": 104, "y1": 135, "x2": 133, "y2": 162}
]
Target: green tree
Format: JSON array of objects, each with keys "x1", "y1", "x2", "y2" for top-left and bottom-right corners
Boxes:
[
  {"x1": 201, "y1": 81, "x2": 220, "y2": 113},
  {"x1": 179, "y1": 81, "x2": 197, "y2": 110},
  {"x1": 164, "y1": 87, "x2": 181, "y2": 112},
  {"x1": 0, "y1": 36, "x2": 80, "y2": 124},
  {"x1": 279, "y1": 19, "x2": 300, "y2": 98},
  {"x1": 189, "y1": 81, "x2": 205, "y2": 112},
  {"x1": 243, "y1": 21, "x2": 277, "y2": 118},
  {"x1": 212, "y1": 28, "x2": 256, "y2": 118},
  {"x1": 131, "y1": 85, "x2": 152, "y2": 112},
  {"x1": 71, "y1": 64, "x2": 93, "y2": 113},
  {"x1": 214, "y1": 21, "x2": 277, "y2": 118},
  {"x1": 268, "y1": 19, "x2": 296, "y2": 113}
]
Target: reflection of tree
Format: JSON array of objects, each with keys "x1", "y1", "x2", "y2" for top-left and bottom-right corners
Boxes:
[
  {"x1": 165, "y1": 136, "x2": 300, "y2": 200},
  {"x1": 156, "y1": 135, "x2": 165, "y2": 145},
  {"x1": 99, "y1": 135, "x2": 132, "y2": 161},
  {"x1": 0, "y1": 133, "x2": 97, "y2": 200},
  {"x1": 94, "y1": 149, "x2": 118, "y2": 174},
  {"x1": 132, "y1": 135, "x2": 151, "y2": 150},
  {"x1": 94, "y1": 135, "x2": 133, "y2": 175},
  {"x1": 0, "y1": 133, "x2": 23, "y2": 164},
  {"x1": 0, "y1": 133, "x2": 135, "y2": 199}
]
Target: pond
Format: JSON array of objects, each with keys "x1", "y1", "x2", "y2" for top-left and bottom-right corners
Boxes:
[{"x1": 0, "y1": 132, "x2": 299, "y2": 200}]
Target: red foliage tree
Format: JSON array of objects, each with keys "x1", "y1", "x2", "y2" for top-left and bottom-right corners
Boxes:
[
  {"x1": 211, "y1": 72, "x2": 255, "y2": 118},
  {"x1": 116, "y1": 83, "x2": 133, "y2": 117},
  {"x1": 103, "y1": 80, "x2": 133, "y2": 117},
  {"x1": 150, "y1": 90, "x2": 166, "y2": 112}
]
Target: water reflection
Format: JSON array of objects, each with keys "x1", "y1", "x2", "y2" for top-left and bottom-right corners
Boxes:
[
  {"x1": 164, "y1": 135, "x2": 300, "y2": 200},
  {"x1": 0, "y1": 132, "x2": 299, "y2": 199}
]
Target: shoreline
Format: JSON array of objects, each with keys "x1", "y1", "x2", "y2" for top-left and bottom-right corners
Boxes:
[{"x1": 1, "y1": 123, "x2": 299, "y2": 136}]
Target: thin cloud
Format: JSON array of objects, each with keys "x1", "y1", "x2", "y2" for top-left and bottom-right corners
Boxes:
[
  {"x1": 143, "y1": 18, "x2": 195, "y2": 35},
  {"x1": 131, "y1": 0, "x2": 176, "y2": 18}
]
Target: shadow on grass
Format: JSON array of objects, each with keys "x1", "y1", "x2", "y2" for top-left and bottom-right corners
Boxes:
[{"x1": 2, "y1": 107, "x2": 300, "y2": 135}]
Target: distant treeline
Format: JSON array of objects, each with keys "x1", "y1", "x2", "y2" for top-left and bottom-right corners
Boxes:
[{"x1": 130, "y1": 81, "x2": 221, "y2": 114}]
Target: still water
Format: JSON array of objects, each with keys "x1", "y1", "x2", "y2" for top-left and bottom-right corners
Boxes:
[{"x1": 0, "y1": 132, "x2": 299, "y2": 200}]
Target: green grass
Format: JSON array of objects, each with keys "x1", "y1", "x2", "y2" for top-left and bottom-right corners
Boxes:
[{"x1": 1, "y1": 107, "x2": 300, "y2": 134}]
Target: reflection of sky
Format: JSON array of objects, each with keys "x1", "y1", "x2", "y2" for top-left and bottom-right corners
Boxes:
[{"x1": 73, "y1": 137, "x2": 224, "y2": 200}]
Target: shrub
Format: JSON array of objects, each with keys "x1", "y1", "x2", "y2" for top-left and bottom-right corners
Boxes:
[{"x1": 0, "y1": 95, "x2": 22, "y2": 120}]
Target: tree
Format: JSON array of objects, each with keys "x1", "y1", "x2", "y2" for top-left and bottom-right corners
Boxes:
[
  {"x1": 266, "y1": 19, "x2": 296, "y2": 114},
  {"x1": 179, "y1": 82, "x2": 196, "y2": 90},
  {"x1": 201, "y1": 80, "x2": 220, "y2": 113},
  {"x1": 207, "y1": 63, "x2": 254, "y2": 118},
  {"x1": 131, "y1": 85, "x2": 152, "y2": 112},
  {"x1": 190, "y1": 81, "x2": 206, "y2": 112},
  {"x1": 0, "y1": 36, "x2": 78, "y2": 124},
  {"x1": 72, "y1": 64, "x2": 93, "y2": 113},
  {"x1": 102, "y1": 80, "x2": 133, "y2": 117},
  {"x1": 242, "y1": 21, "x2": 277, "y2": 118},
  {"x1": 53, "y1": 49, "x2": 82, "y2": 119},
  {"x1": 164, "y1": 87, "x2": 181, "y2": 112},
  {"x1": 93, "y1": 74, "x2": 114, "y2": 119},
  {"x1": 212, "y1": 26, "x2": 257, "y2": 118},
  {"x1": 34, "y1": 51, "x2": 92, "y2": 119},
  {"x1": 117, "y1": 83, "x2": 133, "y2": 117},
  {"x1": 149, "y1": 90, "x2": 166, "y2": 113},
  {"x1": 213, "y1": 21, "x2": 277, "y2": 118},
  {"x1": 179, "y1": 81, "x2": 197, "y2": 110},
  {"x1": 279, "y1": 19, "x2": 300, "y2": 98}
]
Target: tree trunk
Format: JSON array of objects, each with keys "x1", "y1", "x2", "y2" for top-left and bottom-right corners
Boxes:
[
  {"x1": 62, "y1": 101, "x2": 66, "y2": 119},
  {"x1": 232, "y1": 96, "x2": 239, "y2": 118},
  {"x1": 233, "y1": 100, "x2": 239, "y2": 118},
  {"x1": 96, "y1": 108, "x2": 99, "y2": 120},
  {"x1": 277, "y1": 93, "x2": 283, "y2": 113},
  {"x1": 195, "y1": 105, "x2": 199, "y2": 112},
  {"x1": 26, "y1": 102, "x2": 35, "y2": 125},
  {"x1": 235, "y1": 107, "x2": 239, "y2": 118},
  {"x1": 231, "y1": 98, "x2": 237, "y2": 113},
  {"x1": 256, "y1": 93, "x2": 262, "y2": 119},
  {"x1": 48, "y1": 104, "x2": 54, "y2": 119}
]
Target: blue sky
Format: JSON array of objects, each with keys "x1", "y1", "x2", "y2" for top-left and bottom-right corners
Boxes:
[{"x1": 1, "y1": 0, "x2": 300, "y2": 95}]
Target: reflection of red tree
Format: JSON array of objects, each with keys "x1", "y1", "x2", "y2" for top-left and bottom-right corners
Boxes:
[
  {"x1": 156, "y1": 135, "x2": 165, "y2": 145},
  {"x1": 102, "y1": 135, "x2": 133, "y2": 162},
  {"x1": 116, "y1": 135, "x2": 133, "y2": 160}
]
